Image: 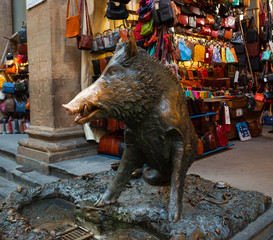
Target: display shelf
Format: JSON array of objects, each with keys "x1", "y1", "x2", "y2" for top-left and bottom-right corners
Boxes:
[
  {"x1": 196, "y1": 143, "x2": 234, "y2": 158},
  {"x1": 190, "y1": 112, "x2": 218, "y2": 119}
]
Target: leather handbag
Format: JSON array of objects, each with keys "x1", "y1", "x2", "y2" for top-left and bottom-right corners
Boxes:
[
  {"x1": 105, "y1": 1, "x2": 129, "y2": 19},
  {"x1": 140, "y1": 19, "x2": 154, "y2": 37},
  {"x1": 227, "y1": 16, "x2": 235, "y2": 29},
  {"x1": 15, "y1": 100, "x2": 27, "y2": 113},
  {"x1": 205, "y1": 14, "x2": 214, "y2": 25},
  {"x1": 213, "y1": 16, "x2": 222, "y2": 30},
  {"x1": 15, "y1": 80, "x2": 27, "y2": 93},
  {"x1": 218, "y1": 28, "x2": 225, "y2": 38},
  {"x1": 197, "y1": 138, "x2": 204, "y2": 156},
  {"x1": 214, "y1": 122, "x2": 228, "y2": 147},
  {"x1": 98, "y1": 133, "x2": 124, "y2": 157},
  {"x1": 2, "y1": 82, "x2": 15, "y2": 94},
  {"x1": 200, "y1": 26, "x2": 211, "y2": 36},
  {"x1": 224, "y1": 28, "x2": 233, "y2": 39},
  {"x1": 18, "y1": 64, "x2": 28, "y2": 75},
  {"x1": 211, "y1": 29, "x2": 219, "y2": 38},
  {"x1": 250, "y1": 56, "x2": 261, "y2": 72},
  {"x1": 5, "y1": 64, "x2": 17, "y2": 74},
  {"x1": 180, "y1": 5, "x2": 191, "y2": 15},
  {"x1": 219, "y1": 4, "x2": 230, "y2": 17},
  {"x1": 189, "y1": 16, "x2": 196, "y2": 28},
  {"x1": 205, "y1": 132, "x2": 217, "y2": 150},
  {"x1": 78, "y1": 0, "x2": 93, "y2": 50},
  {"x1": 179, "y1": 40, "x2": 192, "y2": 61},
  {"x1": 221, "y1": 17, "x2": 229, "y2": 28},
  {"x1": 231, "y1": 31, "x2": 244, "y2": 44},
  {"x1": 99, "y1": 58, "x2": 108, "y2": 73},
  {"x1": 193, "y1": 44, "x2": 205, "y2": 62},
  {"x1": 237, "y1": 54, "x2": 246, "y2": 66},
  {"x1": 178, "y1": 14, "x2": 188, "y2": 26},
  {"x1": 246, "y1": 17, "x2": 258, "y2": 42},
  {"x1": 17, "y1": 54, "x2": 28, "y2": 63},
  {"x1": 196, "y1": 17, "x2": 205, "y2": 26},
  {"x1": 152, "y1": 0, "x2": 161, "y2": 25},
  {"x1": 158, "y1": 0, "x2": 174, "y2": 24},
  {"x1": 3, "y1": 98, "x2": 15, "y2": 113},
  {"x1": 18, "y1": 26, "x2": 27, "y2": 44},
  {"x1": 247, "y1": 41, "x2": 260, "y2": 56},
  {"x1": 233, "y1": 44, "x2": 245, "y2": 54},
  {"x1": 247, "y1": 120, "x2": 262, "y2": 137},
  {"x1": 204, "y1": 47, "x2": 213, "y2": 64},
  {"x1": 18, "y1": 44, "x2": 27, "y2": 55},
  {"x1": 66, "y1": 0, "x2": 81, "y2": 38},
  {"x1": 190, "y1": 5, "x2": 200, "y2": 16}
]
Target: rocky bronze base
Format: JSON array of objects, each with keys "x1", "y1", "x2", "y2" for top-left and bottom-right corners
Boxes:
[{"x1": 0, "y1": 171, "x2": 271, "y2": 240}]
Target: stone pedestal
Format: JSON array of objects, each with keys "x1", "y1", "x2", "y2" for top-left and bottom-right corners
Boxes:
[{"x1": 16, "y1": 0, "x2": 97, "y2": 174}]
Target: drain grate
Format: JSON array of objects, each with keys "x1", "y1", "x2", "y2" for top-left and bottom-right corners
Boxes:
[{"x1": 54, "y1": 224, "x2": 93, "y2": 240}]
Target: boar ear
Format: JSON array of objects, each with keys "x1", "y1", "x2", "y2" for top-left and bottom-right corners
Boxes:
[{"x1": 126, "y1": 30, "x2": 138, "y2": 58}]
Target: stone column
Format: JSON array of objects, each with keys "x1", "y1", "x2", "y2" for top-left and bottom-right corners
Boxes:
[{"x1": 16, "y1": 0, "x2": 97, "y2": 174}]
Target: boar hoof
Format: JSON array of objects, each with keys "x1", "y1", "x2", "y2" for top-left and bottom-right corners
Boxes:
[
  {"x1": 94, "y1": 193, "x2": 116, "y2": 207},
  {"x1": 168, "y1": 208, "x2": 181, "y2": 223}
]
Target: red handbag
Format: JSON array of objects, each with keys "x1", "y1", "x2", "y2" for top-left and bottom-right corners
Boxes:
[
  {"x1": 196, "y1": 17, "x2": 205, "y2": 26},
  {"x1": 134, "y1": 22, "x2": 144, "y2": 41},
  {"x1": 200, "y1": 26, "x2": 211, "y2": 35},
  {"x1": 17, "y1": 54, "x2": 28, "y2": 63},
  {"x1": 214, "y1": 122, "x2": 228, "y2": 147},
  {"x1": 204, "y1": 47, "x2": 213, "y2": 64},
  {"x1": 227, "y1": 16, "x2": 235, "y2": 29},
  {"x1": 178, "y1": 14, "x2": 188, "y2": 26},
  {"x1": 211, "y1": 29, "x2": 219, "y2": 38},
  {"x1": 221, "y1": 18, "x2": 229, "y2": 28},
  {"x1": 18, "y1": 44, "x2": 27, "y2": 55},
  {"x1": 202, "y1": 68, "x2": 209, "y2": 78},
  {"x1": 224, "y1": 29, "x2": 233, "y2": 39}
]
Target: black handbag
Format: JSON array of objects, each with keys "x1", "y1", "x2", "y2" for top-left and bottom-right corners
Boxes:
[
  {"x1": 158, "y1": 0, "x2": 174, "y2": 24},
  {"x1": 152, "y1": 0, "x2": 161, "y2": 25},
  {"x1": 237, "y1": 54, "x2": 246, "y2": 67},
  {"x1": 250, "y1": 56, "x2": 261, "y2": 72},
  {"x1": 233, "y1": 44, "x2": 245, "y2": 54},
  {"x1": 18, "y1": 26, "x2": 27, "y2": 44},
  {"x1": 263, "y1": 91, "x2": 273, "y2": 99},
  {"x1": 218, "y1": 28, "x2": 225, "y2": 38},
  {"x1": 267, "y1": 73, "x2": 273, "y2": 84},
  {"x1": 219, "y1": 4, "x2": 230, "y2": 17},
  {"x1": 231, "y1": 31, "x2": 244, "y2": 44},
  {"x1": 181, "y1": 5, "x2": 191, "y2": 15},
  {"x1": 18, "y1": 64, "x2": 29, "y2": 75},
  {"x1": 105, "y1": 1, "x2": 129, "y2": 20},
  {"x1": 246, "y1": 17, "x2": 258, "y2": 42},
  {"x1": 213, "y1": 16, "x2": 222, "y2": 30}
]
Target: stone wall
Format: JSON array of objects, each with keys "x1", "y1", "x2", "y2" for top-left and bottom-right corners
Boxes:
[{"x1": 0, "y1": 0, "x2": 12, "y2": 60}]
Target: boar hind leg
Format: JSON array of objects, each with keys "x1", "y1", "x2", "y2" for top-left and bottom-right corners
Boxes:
[
  {"x1": 95, "y1": 146, "x2": 144, "y2": 207},
  {"x1": 167, "y1": 130, "x2": 188, "y2": 223}
]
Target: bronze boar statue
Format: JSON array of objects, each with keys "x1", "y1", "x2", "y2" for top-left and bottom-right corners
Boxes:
[{"x1": 63, "y1": 31, "x2": 198, "y2": 222}]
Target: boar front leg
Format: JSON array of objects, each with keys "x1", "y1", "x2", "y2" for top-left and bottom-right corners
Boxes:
[
  {"x1": 95, "y1": 146, "x2": 144, "y2": 206},
  {"x1": 167, "y1": 130, "x2": 188, "y2": 223}
]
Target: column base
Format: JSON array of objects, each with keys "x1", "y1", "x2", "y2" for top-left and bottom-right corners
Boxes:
[{"x1": 16, "y1": 125, "x2": 98, "y2": 174}]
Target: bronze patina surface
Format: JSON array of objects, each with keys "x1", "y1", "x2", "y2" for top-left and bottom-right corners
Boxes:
[
  {"x1": 0, "y1": 172, "x2": 271, "y2": 239},
  {"x1": 63, "y1": 31, "x2": 198, "y2": 222}
]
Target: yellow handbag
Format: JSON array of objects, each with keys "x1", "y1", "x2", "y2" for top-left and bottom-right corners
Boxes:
[
  {"x1": 193, "y1": 44, "x2": 205, "y2": 62},
  {"x1": 0, "y1": 71, "x2": 8, "y2": 88},
  {"x1": 221, "y1": 47, "x2": 227, "y2": 63}
]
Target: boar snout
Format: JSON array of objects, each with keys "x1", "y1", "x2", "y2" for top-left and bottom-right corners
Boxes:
[{"x1": 62, "y1": 104, "x2": 75, "y2": 115}]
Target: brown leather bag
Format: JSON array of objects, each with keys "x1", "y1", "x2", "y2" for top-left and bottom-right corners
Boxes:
[
  {"x1": 205, "y1": 14, "x2": 214, "y2": 25},
  {"x1": 247, "y1": 120, "x2": 262, "y2": 137},
  {"x1": 197, "y1": 138, "x2": 204, "y2": 156},
  {"x1": 66, "y1": 0, "x2": 81, "y2": 38},
  {"x1": 4, "y1": 98, "x2": 15, "y2": 113},
  {"x1": 247, "y1": 42, "x2": 260, "y2": 56},
  {"x1": 224, "y1": 28, "x2": 233, "y2": 40},
  {"x1": 205, "y1": 132, "x2": 217, "y2": 150},
  {"x1": 98, "y1": 134, "x2": 124, "y2": 157}
]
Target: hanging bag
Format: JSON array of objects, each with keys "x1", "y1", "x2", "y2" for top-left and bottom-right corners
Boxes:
[
  {"x1": 66, "y1": 0, "x2": 81, "y2": 38},
  {"x1": 78, "y1": 0, "x2": 93, "y2": 50},
  {"x1": 226, "y1": 47, "x2": 235, "y2": 63},
  {"x1": 246, "y1": 16, "x2": 258, "y2": 42},
  {"x1": 158, "y1": 0, "x2": 174, "y2": 25},
  {"x1": 179, "y1": 39, "x2": 192, "y2": 61},
  {"x1": 193, "y1": 44, "x2": 205, "y2": 62},
  {"x1": 212, "y1": 47, "x2": 222, "y2": 63},
  {"x1": 105, "y1": 1, "x2": 129, "y2": 20},
  {"x1": 18, "y1": 24, "x2": 27, "y2": 44},
  {"x1": 259, "y1": 0, "x2": 266, "y2": 26},
  {"x1": 140, "y1": 18, "x2": 154, "y2": 37}
]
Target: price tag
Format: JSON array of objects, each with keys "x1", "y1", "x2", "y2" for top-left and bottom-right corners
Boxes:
[
  {"x1": 269, "y1": 41, "x2": 273, "y2": 52},
  {"x1": 236, "y1": 108, "x2": 243, "y2": 117},
  {"x1": 264, "y1": 77, "x2": 268, "y2": 82},
  {"x1": 234, "y1": 70, "x2": 239, "y2": 83},
  {"x1": 206, "y1": 53, "x2": 209, "y2": 58},
  {"x1": 155, "y1": 2, "x2": 159, "y2": 10}
]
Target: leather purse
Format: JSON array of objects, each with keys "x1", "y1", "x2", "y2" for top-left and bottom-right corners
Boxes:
[
  {"x1": 200, "y1": 26, "x2": 211, "y2": 35},
  {"x1": 224, "y1": 28, "x2": 233, "y2": 39},
  {"x1": 214, "y1": 122, "x2": 228, "y2": 147},
  {"x1": 231, "y1": 31, "x2": 244, "y2": 44},
  {"x1": 189, "y1": 16, "x2": 196, "y2": 28},
  {"x1": 233, "y1": 44, "x2": 245, "y2": 54},
  {"x1": 99, "y1": 58, "x2": 108, "y2": 73},
  {"x1": 66, "y1": 0, "x2": 81, "y2": 38},
  {"x1": 105, "y1": 1, "x2": 129, "y2": 19},
  {"x1": 250, "y1": 56, "x2": 261, "y2": 72},
  {"x1": 158, "y1": 0, "x2": 174, "y2": 24},
  {"x1": 213, "y1": 16, "x2": 222, "y2": 30},
  {"x1": 2, "y1": 82, "x2": 15, "y2": 94},
  {"x1": 190, "y1": 5, "x2": 200, "y2": 16},
  {"x1": 219, "y1": 4, "x2": 230, "y2": 17},
  {"x1": 237, "y1": 54, "x2": 246, "y2": 67},
  {"x1": 178, "y1": 14, "x2": 188, "y2": 26},
  {"x1": 221, "y1": 18, "x2": 228, "y2": 28},
  {"x1": 17, "y1": 54, "x2": 28, "y2": 63},
  {"x1": 18, "y1": 44, "x2": 27, "y2": 55},
  {"x1": 247, "y1": 41, "x2": 260, "y2": 56},
  {"x1": 3, "y1": 98, "x2": 15, "y2": 113},
  {"x1": 211, "y1": 29, "x2": 219, "y2": 38},
  {"x1": 180, "y1": 5, "x2": 191, "y2": 15},
  {"x1": 196, "y1": 17, "x2": 205, "y2": 26},
  {"x1": 140, "y1": 19, "x2": 154, "y2": 37},
  {"x1": 218, "y1": 28, "x2": 225, "y2": 38},
  {"x1": 227, "y1": 16, "x2": 235, "y2": 29},
  {"x1": 5, "y1": 64, "x2": 17, "y2": 74},
  {"x1": 193, "y1": 44, "x2": 205, "y2": 62},
  {"x1": 246, "y1": 17, "x2": 258, "y2": 42},
  {"x1": 15, "y1": 99, "x2": 27, "y2": 113},
  {"x1": 98, "y1": 133, "x2": 124, "y2": 157},
  {"x1": 204, "y1": 47, "x2": 213, "y2": 64},
  {"x1": 205, "y1": 132, "x2": 217, "y2": 150},
  {"x1": 205, "y1": 14, "x2": 215, "y2": 25}
]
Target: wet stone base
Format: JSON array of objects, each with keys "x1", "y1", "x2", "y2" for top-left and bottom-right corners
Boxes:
[{"x1": 0, "y1": 171, "x2": 271, "y2": 240}]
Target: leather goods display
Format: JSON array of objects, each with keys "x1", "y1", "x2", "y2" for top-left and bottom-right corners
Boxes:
[
  {"x1": 178, "y1": 14, "x2": 188, "y2": 26},
  {"x1": 246, "y1": 17, "x2": 258, "y2": 42},
  {"x1": 214, "y1": 122, "x2": 228, "y2": 147},
  {"x1": 18, "y1": 44, "x2": 27, "y2": 55},
  {"x1": 205, "y1": 14, "x2": 214, "y2": 25},
  {"x1": 2, "y1": 82, "x2": 15, "y2": 94},
  {"x1": 247, "y1": 41, "x2": 260, "y2": 56},
  {"x1": 105, "y1": 1, "x2": 129, "y2": 19},
  {"x1": 3, "y1": 98, "x2": 15, "y2": 113},
  {"x1": 98, "y1": 133, "x2": 124, "y2": 157},
  {"x1": 247, "y1": 120, "x2": 262, "y2": 137},
  {"x1": 66, "y1": 0, "x2": 81, "y2": 38},
  {"x1": 196, "y1": 17, "x2": 205, "y2": 26},
  {"x1": 140, "y1": 19, "x2": 154, "y2": 37},
  {"x1": 158, "y1": 0, "x2": 174, "y2": 24},
  {"x1": 78, "y1": 0, "x2": 93, "y2": 50},
  {"x1": 18, "y1": 26, "x2": 27, "y2": 44}
]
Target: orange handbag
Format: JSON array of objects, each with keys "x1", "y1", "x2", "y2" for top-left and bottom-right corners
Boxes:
[
  {"x1": 5, "y1": 64, "x2": 17, "y2": 74},
  {"x1": 98, "y1": 133, "x2": 124, "y2": 157},
  {"x1": 230, "y1": 47, "x2": 238, "y2": 63},
  {"x1": 66, "y1": 0, "x2": 81, "y2": 38},
  {"x1": 224, "y1": 29, "x2": 233, "y2": 40},
  {"x1": 197, "y1": 138, "x2": 204, "y2": 156},
  {"x1": 26, "y1": 99, "x2": 30, "y2": 110},
  {"x1": 205, "y1": 14, "x2": 214, "y2": 25}
]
